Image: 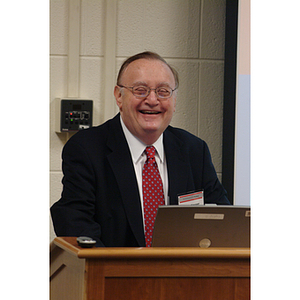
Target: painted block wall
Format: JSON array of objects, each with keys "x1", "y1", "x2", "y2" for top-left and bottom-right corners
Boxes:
[{"x1": 50, "y1": 0, "x2": 226, "y2": 242}]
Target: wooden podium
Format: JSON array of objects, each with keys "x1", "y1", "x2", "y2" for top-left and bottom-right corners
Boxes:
[{"x1": 50, "y1": 237, "x2": 250, "y2": 300}]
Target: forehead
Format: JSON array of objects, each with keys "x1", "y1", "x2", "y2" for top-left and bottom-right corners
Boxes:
[{"x1": 121, "y1": 59, "x2": 175, "y2": 86}]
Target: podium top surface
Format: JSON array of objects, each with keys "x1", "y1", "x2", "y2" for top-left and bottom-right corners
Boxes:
[{"x1": 51, "y1": 237, "x2": 250, "y2": 260}]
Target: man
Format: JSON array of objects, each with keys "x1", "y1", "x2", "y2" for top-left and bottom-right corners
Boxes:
[{"x1": 51, "y1": 51, "x2": 230, "y2": 247}]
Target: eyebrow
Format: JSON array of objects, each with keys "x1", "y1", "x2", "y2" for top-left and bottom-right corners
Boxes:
[{"x1": 130, "y1": 81, "x2": 173, "y2": 88}]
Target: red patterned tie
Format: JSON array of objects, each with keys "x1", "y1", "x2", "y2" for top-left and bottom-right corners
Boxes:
[{"x1": 142, "y1": 146, "x2": 165, "y2": 247}]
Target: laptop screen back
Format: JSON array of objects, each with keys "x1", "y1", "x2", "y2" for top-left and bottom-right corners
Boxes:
[{"x1": 152, "y1": 205, "x2": 250, "y2": 247}]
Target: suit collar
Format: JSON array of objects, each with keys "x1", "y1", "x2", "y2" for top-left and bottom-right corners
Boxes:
[
  {"x1": 163, "y1": 127, "x2": 190, "y2": 205},
  {"x1": 119, "y1": 115, "x2": 165, "y2": 163},
  {"x1": 106, "y1": 114, "x2": 146, "y2": 246}
]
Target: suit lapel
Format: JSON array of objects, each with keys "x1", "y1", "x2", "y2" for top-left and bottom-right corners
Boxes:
[
  {"x1": 164, "y1": 128, "x2": 191, "y2": 205},
  {"x1": 104, "y1": 116, "x2": 191, "y2": 245},
  {"x1": 106, "y1": 115, "x2": 146, "y2": 246}
]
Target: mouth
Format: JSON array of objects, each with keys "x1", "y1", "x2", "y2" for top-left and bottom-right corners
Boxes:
[{"x1": 140, "y1": 110, "x2": 161, "y2": 115}]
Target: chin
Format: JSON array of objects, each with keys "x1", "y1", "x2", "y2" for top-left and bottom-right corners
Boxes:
[{"x1": 142, "y1": 122, "x2": 162, "y2": 132}]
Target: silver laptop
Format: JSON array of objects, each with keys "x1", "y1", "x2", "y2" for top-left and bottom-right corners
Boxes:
[{"x1": 152, "y1": 205, "x2": 250, "y2": 247}]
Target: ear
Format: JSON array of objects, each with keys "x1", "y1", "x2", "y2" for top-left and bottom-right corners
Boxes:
[{"x1": 114, "y1": 86, "x2": 123, "y2": 110}]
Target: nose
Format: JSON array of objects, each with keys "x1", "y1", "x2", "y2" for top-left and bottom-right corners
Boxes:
[{"x1": 145, "y1": 89, "x2": 159, "y2": 105}]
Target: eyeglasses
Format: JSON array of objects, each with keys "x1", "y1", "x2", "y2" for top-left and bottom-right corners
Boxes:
[{"x1": 118, "y1": 85, "x2": 177, "y2": 99}]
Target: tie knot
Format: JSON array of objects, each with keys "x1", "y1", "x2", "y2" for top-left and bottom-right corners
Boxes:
[{"x1": 145, "y1": 146, "x2": 156, "y2": 159}]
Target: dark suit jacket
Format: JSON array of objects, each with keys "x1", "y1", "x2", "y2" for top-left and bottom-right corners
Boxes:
[{"x1": 51, "y1": 114, "x2": 229, "y2": 247}]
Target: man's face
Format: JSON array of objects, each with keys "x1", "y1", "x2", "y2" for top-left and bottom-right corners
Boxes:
[{"x1": 114, "y1": 58, "x2": 177, "y2": 144}]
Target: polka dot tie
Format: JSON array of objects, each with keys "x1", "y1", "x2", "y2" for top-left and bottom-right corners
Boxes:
[{"x1": 142, "y1": 146, "x2": 165, "y2": 247}]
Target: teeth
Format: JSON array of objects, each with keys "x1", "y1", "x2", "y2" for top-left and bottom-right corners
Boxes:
[{"x1": 141, "y1": 111, "x2": 159, "y2": 114}]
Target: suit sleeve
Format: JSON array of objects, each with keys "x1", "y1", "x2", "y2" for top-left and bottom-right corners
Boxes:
[
  {"x1": 200, "y1": 141, "x2": 230, "y2": 205},
  {"x1": 50, "y1": 138, "x2": 104, "y2": 247}
]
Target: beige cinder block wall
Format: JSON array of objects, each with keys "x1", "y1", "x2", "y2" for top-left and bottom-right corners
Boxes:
[{"x1": 50, "y1": 0, "x2": 226, "y2": 242}]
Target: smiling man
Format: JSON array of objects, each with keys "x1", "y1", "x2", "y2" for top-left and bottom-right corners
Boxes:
[
  {"x1": 115, "y1": 55, "x2": 177, "y2": 145},
  {"x1": 51, "y1": 51, "x2": 230, "y2": 247}
]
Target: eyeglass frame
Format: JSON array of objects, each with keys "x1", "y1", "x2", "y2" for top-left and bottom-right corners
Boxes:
[{"x1": 117, "y1": 84, "x2": 178, "y2": 99}]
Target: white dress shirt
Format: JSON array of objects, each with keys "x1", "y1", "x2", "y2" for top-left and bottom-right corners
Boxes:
[{"x1": 120, "y1": 117, "x2": 169, "y2": 220}]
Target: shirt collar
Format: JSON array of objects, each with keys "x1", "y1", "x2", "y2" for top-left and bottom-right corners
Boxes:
[{"x1": 120, "y1": 116, "x2": 164, "y2": 164}]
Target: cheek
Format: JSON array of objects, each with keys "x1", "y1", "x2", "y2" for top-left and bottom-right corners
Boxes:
[
  {"x1": 118, "y1": 95, "x2": 132, "y2": 113},
  {"x1": 121, "y1": 99, "x2": 140, "y2": 120},
  {"x1": 165, "y1": 101, "x2": 176, "y2": 115}
]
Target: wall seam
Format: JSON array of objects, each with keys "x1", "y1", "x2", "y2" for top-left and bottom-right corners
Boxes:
[
  {"x1": 103, "y1": 0, "x2": 118, "y2": 122},
  {"x1": 67, "y1": 0, "x2": 81, "y2": 98}
]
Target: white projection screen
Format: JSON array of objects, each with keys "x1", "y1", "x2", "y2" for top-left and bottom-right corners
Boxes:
[{"x1": 234, "y1": 0, "x2": 250, "y2": 205}]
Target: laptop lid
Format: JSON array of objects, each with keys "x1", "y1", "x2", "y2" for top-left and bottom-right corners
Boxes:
[{"x1": 152, "y1": 205, "x2": 250, "y2": 247}]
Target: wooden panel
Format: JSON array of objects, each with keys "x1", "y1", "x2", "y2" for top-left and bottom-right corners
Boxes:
[
  {"x1": 50, "y1": 245, "x2": 85, "y2": 300},
  {"x1": 87, "y1": 258, "x2": 249, "y2": 278},
  {"x1": 50, "y1": 238, "x2": 250, "y2": 300},
  {"x1": 104, "y1": 277, "x2": 250, "y2": 300},
  {"x1": 234, "y1": 277, "x2": 251, "y2": 299},
  {"x1": 85, "y1": 259, "x2": 105, "y2": 300}
]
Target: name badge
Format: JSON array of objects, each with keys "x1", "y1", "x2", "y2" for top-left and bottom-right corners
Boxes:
[{"x1": 178, "y1": 190, "x2": 204, "y2": 205}]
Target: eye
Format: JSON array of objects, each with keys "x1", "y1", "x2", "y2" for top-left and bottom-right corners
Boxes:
[
  {"x1": 157, "y1": 87, "x2": 171, "y2": 98},
  {"x1": 133, "y1": 86, "x2": 148, "y2": 96}
]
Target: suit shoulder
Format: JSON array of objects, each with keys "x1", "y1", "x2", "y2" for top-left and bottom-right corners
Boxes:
[
  {"x1": 67, "y1": 116, "x2": 117, "y2": 145},
  {"x1": 66, "y1": 125, "x2": 104, "y2": 147},
  {"x1": 165, "y1": 125, "x2": 206, "y2": 146}
]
